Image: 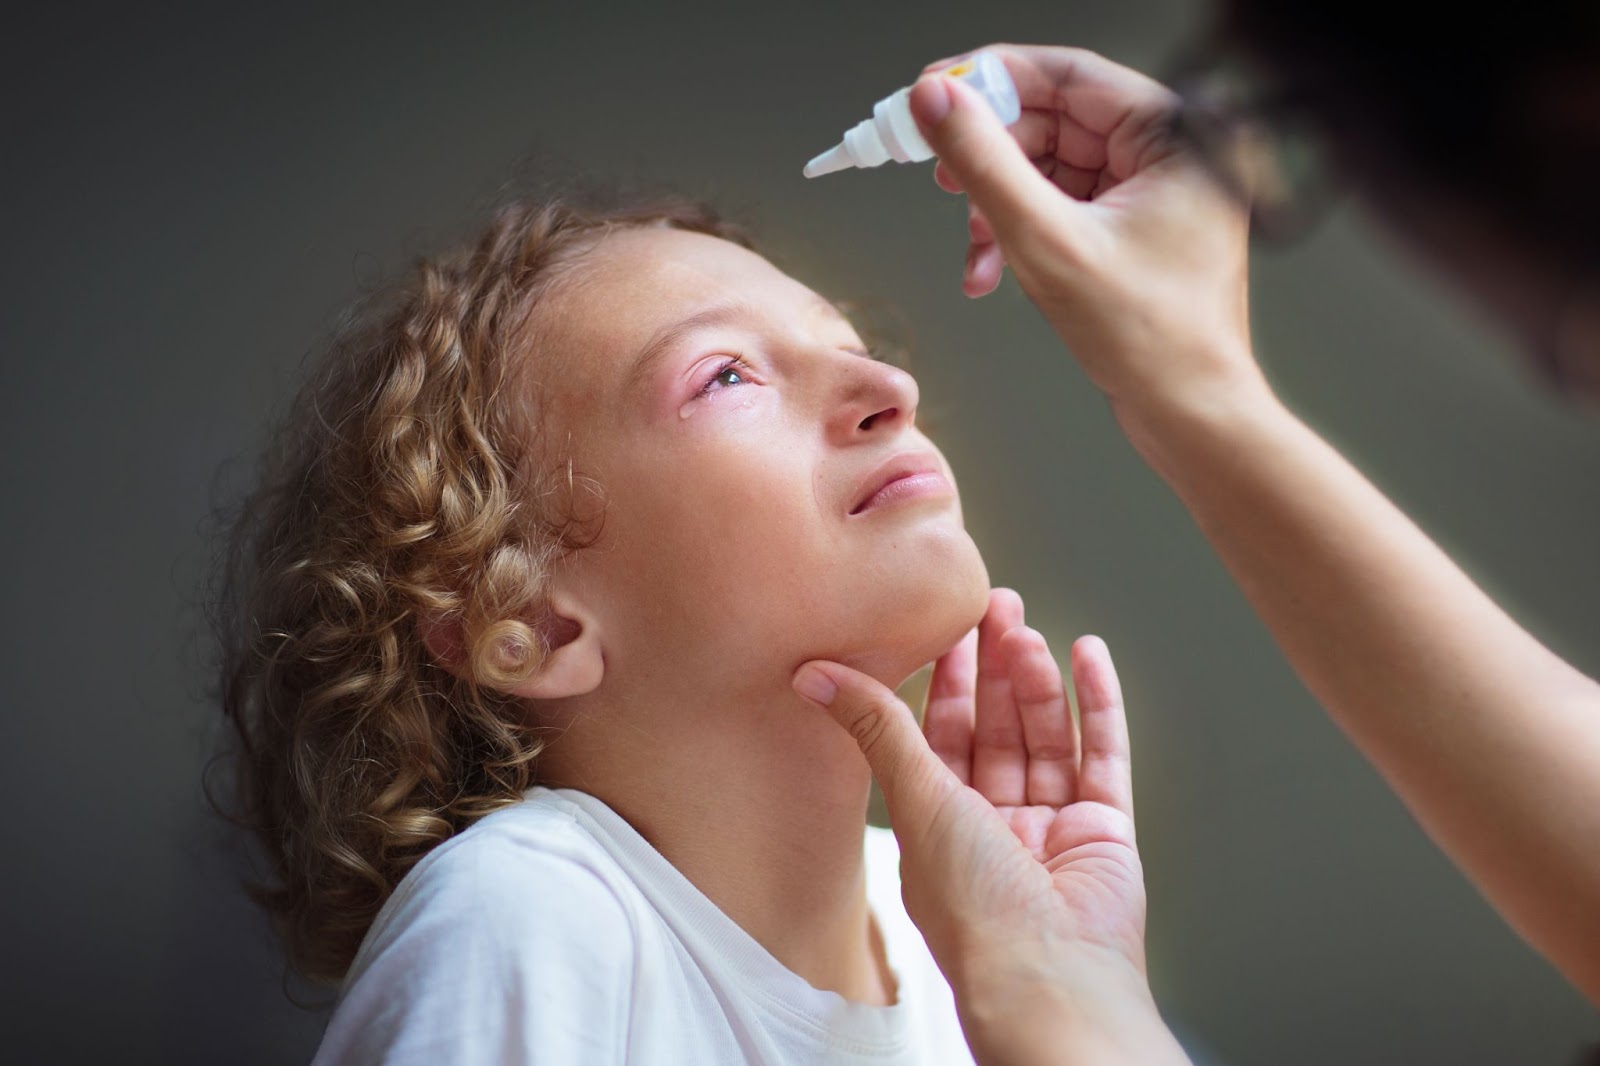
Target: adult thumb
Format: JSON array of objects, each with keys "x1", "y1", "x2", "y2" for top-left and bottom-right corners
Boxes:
[
  {"x1": 792, "y1": 660, "x2": 956, "y2": 821},
  {"x1": 910, "y1": 73, "x2": 1061, "y2": 252}
]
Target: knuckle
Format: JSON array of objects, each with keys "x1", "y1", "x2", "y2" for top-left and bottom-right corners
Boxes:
[
  {"x1": 1017, "y1": 683, "x2": 1068, "y2": 710},
  {"x1": 1059, "y1": 45, "x2": 1103, "y2": 65},
  {"x1": 1087, "y1": 745, "x2": 1131, "y2": 768},
  {"x1": 974, "y1": 723, "x2": 1025, "y2": 748},
  {"x1": 843, "y1": 695, "x2": 899, "y2": 754}
]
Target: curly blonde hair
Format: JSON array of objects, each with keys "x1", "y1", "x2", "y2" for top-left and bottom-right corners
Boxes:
[{"x1": 212, "y1": 194, "x2": 754, "y2": 988}]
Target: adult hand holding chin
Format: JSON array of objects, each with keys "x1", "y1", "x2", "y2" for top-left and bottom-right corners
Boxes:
[{"x1": 791, "y1": 588, "x2": 1190, "y2": 1066}]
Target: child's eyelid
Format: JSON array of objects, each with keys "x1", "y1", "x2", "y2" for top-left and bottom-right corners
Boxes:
[
  {"x1": 689, "y1": 351, "x2": 742, "y2": 382},
  {"x1": 693, "y1": 353, "x2": 754, "y2": 398}
]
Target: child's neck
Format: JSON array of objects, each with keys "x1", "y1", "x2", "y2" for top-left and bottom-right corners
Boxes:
[{"x1": 534, "y1": 677, "x2": 897, "y2": 1006}]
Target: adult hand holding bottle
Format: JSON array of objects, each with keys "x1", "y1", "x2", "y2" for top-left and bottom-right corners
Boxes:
[
  {"x1": 911, "y1": 43, "x2": 1264, "y2": 456},
  {"x1": 909, "y1": 42, "x2": 1600, "y2": 1010}
]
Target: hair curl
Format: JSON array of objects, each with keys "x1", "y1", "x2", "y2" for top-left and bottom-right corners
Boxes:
[{"x1": 211, "y1": 194, "x2": 754, "y2": 988}]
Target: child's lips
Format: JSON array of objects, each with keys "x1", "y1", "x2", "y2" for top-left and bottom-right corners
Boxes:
[
  {"x1": 848, "y1": 450, "x2": 947, "y2": 515},
  {"x1": 851, "y1": 470, "x2": 953, "y2": 515}
]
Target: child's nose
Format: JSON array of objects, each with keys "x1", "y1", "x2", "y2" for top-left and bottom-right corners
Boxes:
[{"x1": 829, "y1": 357, "x2": 920, "y2": 439}]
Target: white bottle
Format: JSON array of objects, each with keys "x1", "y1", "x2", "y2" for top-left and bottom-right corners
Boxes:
[{"x1": 803, "y1": 51, "x2": 1022, "y2": 178}]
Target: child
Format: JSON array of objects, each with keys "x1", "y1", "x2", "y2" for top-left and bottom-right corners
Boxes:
[{"x1": 215, "y1": 192, "x2": 1069, "y2": 1063}]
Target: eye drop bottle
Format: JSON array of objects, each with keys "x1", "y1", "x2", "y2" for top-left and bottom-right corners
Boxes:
[{"x1": 803, "y1": 51, "x2": 1021, "y2": 178}]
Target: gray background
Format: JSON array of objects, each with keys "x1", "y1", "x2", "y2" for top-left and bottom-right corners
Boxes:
[{"x1": 4, "y1": 1, "x2": 1597, "y2": 1063}]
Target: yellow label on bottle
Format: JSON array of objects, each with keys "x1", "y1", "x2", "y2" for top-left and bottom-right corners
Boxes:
[{"x1": 944, "y1": 60, "x2": 975, "y2": 78}]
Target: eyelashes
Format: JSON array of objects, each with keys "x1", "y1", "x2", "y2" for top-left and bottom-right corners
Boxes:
[
  {"x1": 694, "y1": 348, "x2": 882, "y2": 400},
  {"x1": 695, "y1": 355, "x2": 755, "y2": 399}
]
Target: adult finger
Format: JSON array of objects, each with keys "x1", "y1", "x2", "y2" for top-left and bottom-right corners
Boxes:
[
  {"x1": 964, "y1": 240, "x2": 1006, "y2": 298},
  {"x1": 921, "y1": 50, "x2": 979, "y2": 75},
  {"x1": 1024, "y1": 46, "x2": 1182, "y2": 181},
  {"x1": 1037, "y1": 157, "x2": 1105, "y2": 202},
  {"x1": 943, "y1": 145, "x2": 1105, "y2": 202},
  {"x1": 924, "y1": 626, "x2": 978, "y2": 784},
  {"x1": 933, "y1": 159, "x2": 963, "y2": 193},
  {"x1": 972, "y1": 588, "x2": 1027, "y2": 804},
  {"x1": 909, "y1": 74, "x2": 1070, "y2": 258},
  {"x1": 1071, "y1": 635, "x2": 1134, "y2": 818},
  {"x1": 982, "y1": 46, "x2": 1180, "y2": 144},
  {"x1": 1002, "y1": 626, "x2": 1078, "y2": 807},
  {"x1": 936, "y1": 107, "x2": 1090, "y2": 195},
  {"x1": 968, "y1": 201, "x2": 996, "y2": 245},
  {"x1": 793, "y1": 660, "x2": 960, "y2": 825},
  {"x1": 963, "y1": 202, "x2": 1007, "y2": 296}
]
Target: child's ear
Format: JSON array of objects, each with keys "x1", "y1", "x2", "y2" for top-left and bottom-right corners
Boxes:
[
  {"x1": 505, "y1": 587, "x2": 603, "y2": 699},
  {"x1": 418, "y1": 586, "x2": 604, "y2": 700}
]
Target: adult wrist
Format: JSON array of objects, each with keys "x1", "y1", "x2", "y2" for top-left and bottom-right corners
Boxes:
[
  {"x1": 951, "y1": 945, "x2": 1188, "y2": 1066},
  {"x1": 1109, "y1": 357, "x2": 1296, "y2": 489}
]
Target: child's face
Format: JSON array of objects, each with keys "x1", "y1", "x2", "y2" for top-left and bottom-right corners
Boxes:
[{"x1": 532, "y1": 227, "x2": 989, "y2": 696}]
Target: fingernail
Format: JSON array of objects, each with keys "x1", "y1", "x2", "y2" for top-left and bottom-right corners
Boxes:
[
  {"x1": 910, "y1": 76, "x2": 952, "y2": 128},
  {"x1": 792, "y1": 663, "x2": 838, "y2": 706}
]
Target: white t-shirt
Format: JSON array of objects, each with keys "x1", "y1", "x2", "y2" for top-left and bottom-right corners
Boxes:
[{"x1": 310, "y1": 787, "x2": 977, "y2": 1065}]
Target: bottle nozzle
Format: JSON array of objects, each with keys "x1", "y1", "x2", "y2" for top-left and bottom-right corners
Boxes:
[
  {"x1": 802, "y1": 143, "x2": 854, "y2": 179},
  {"x1": 802, "y1": 51, "x2": 1021, "y2": 181}
]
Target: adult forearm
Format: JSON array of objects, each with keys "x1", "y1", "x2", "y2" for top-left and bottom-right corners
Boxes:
[{"x1": 1122, "y1": 384, "x2": 1600, "y2": 1003}]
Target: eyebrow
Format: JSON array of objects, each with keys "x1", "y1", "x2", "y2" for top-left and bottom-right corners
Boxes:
[{"x1": 626, "y1": 294, "x2": 854, "y2": 394}]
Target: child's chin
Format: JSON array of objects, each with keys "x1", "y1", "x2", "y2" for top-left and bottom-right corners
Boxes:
[
  {"x1": 868, "y1": 550, "x2": 992, "y2": 686},
  {"x1": 918, "y1": 568, "x2": 991, "y2": 667}
]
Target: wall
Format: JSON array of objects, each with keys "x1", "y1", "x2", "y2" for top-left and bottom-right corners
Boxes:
[{"x1": 2, "y1": 2, "x2": 1596, "y2": 1063}]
